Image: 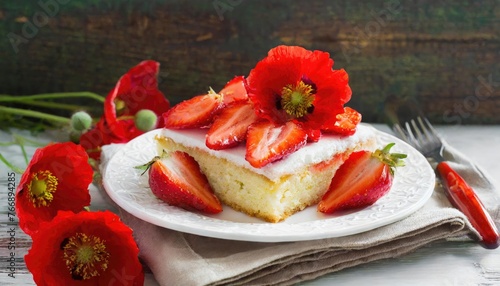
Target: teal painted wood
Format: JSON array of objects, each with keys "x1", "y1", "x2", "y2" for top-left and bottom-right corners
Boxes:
[{"x1": 0, "y1": 0, "x2": 499, "y2": 123}]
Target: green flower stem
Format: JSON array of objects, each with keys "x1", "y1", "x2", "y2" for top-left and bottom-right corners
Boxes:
[
  {"x1": 13, "y1": 135, "x2": 30, "y2": 165},
  {"x1": 116, "y1": 115, "x2": 135, "y2": 121},
  {"x1": 0, "y1": 92, "x2": 105, "y2": 104},
  {"x1": 19, "y1": 141, "x2": 28, "y2": 165},
  {"x1": 0, "y1": 134, "x2": 48, "y2": 167},
  {"x1": 0, "y1": 105, "x2": 71, "y2": 124},
  {"x1": 15, "y1": 99, "x2": 90, "y2": 112},
  {"x1": 0, "y1": 136, "x2": 45, "y2": 148},
  {"x1": 0, "y1": 153, "x2": 24, "y2": 174},
  {"x1": 20, "y1": 136, "x2": 47, "y2": 147}
]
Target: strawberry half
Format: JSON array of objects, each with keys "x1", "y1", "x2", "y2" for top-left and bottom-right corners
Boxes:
[
  {"x1": 245, "y1": 120, "x2": 308, "y2": 168},
  {"x1": 163, "y1": 89, "x2": 224, "y2": 129},
  {"x1": 206, "y1": 101, "x2": 258, "y2": 150},
  {"x1": 147, "y1": 151, "x2": 223, "y2": 214},
  {"x1": 318, "y1": 143, "x2": 406, "y2": 214},
  {"x1": 322, "y1": 107, "x2": 362, "y2": 136},
  {"x1": 219, "y1": 76, "x2": 248, "y2": 105}
]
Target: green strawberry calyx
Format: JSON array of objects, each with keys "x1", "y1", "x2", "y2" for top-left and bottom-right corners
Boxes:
[
  {"x1": 372, "y1": 143, "x2": 407, "y2": 175},
  {"x1": 134, "y1": 150, "x2": 169, "y2": 175}
]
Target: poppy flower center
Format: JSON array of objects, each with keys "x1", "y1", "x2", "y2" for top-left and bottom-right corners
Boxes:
[
  {"x1": 27, "y1": 170, "x2": 58, "y2": 207},
  {"x1": 281, "y1": 80, "x2": 315, "y2": 119},
  {"x1": 114, "y1": 98, "x2": 127, "y2": 116},
  {"x1": 62, "y1": 233, "x2": 110, "y2": 281}
]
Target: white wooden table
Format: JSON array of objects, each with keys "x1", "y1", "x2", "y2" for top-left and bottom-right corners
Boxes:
[{"x1": 1, "y1": 124, "x2": 499, "y2": 285}]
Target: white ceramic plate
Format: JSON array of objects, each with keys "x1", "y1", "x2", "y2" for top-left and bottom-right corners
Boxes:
[{"x1": 102, "y1": 128, "x2": 435, "y2": 242}]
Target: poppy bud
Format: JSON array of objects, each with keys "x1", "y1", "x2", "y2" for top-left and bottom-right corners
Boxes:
[
  {"x1": 70, "y1": 111, "x2": 92, "y2": 131},
  {"x1": 134, "y1": 109, "x2": 158, "y2": 131}
]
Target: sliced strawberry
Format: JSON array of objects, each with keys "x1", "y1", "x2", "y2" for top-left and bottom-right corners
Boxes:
[
  {"x1": 206, "y1": 101, "x2": 258, "y2": 150},
  {"x1": 245, "y1": 120, "x2": 308, "y2": 168},
  {"x1": 322, "y1": 107, "x2": 361, "y2": 136},
  {"x1": 148, "y1": 151, "x2": 223, "y2": 214},
  {"x1": 163, "y1": 90, "x2": 224, "y2": 129},
  {"x1": 219, "y1": 76, "x2": 248, "y2": 105},
  {"x1": 318, "y1": 143, "x2": 406, "y2": 214}
]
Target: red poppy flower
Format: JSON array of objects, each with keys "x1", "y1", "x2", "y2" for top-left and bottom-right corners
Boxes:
[
  {"x1": 79, "y1": 117, "x2": 109, "y2": 160},
  {"x1": 79, "y1": 116, "x2": 135, "y2": 160},
  {"x1": 25, "y1": 211, "x2": 144, "y2": 286},
  {"x1": 246, "y1": 45, "x2": 352, "y2": 131},
  {"x1": 16, "y1": 142, "x2": 92, "y2": 236},
  {"x1": 104, "y1": 60, "x2": 170, "y2": 140},
  {"x1": 80, "y1": 60, "x2": 170, "y2": 160}
]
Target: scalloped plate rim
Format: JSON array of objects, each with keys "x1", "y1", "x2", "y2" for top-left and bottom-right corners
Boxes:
[{"x1": 102, "y1": 127, "x2": 435, "y2": 242}]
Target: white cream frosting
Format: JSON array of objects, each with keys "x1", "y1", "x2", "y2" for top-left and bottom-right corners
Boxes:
[{"x1": 159, "y1": 124, "x2": 377, "y2": 181}]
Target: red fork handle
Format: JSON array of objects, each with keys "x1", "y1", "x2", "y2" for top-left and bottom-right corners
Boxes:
[{"x1": 437, "y1": 162, "x2": 500, "y2": 249}]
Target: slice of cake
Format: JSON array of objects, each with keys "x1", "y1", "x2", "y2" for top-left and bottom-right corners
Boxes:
[
  {"x1": 155, "y1": 124, "x2": 377, "y2": 222},
  {"x1": 152, "y1": 45, "x2": 378, "y2": 222}
]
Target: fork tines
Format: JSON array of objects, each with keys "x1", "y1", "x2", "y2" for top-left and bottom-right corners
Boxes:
[{"x1": 392, "y1": 116, "x2": 442, "y2": 151}]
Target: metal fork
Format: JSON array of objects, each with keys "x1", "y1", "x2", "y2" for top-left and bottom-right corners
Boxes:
[
  {"x1": 392, "y1": 116, "x2": 499, "y2": 249},
  {"x1": 392, "y1": 117, "x2": 444, "y2": 164}
]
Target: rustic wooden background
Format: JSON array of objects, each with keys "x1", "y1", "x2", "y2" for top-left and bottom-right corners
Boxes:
[{"x1": 1, "y1": 0, "x2": 499, "y2": 124}]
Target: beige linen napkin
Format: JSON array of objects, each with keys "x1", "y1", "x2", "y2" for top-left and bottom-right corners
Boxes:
[{"x1": 99, "y1": 140, "x2": 499, "y2": 286}]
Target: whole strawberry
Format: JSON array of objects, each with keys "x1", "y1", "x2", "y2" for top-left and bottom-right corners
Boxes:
[{"x1": 318, "y1": 143, "x2": 406, "y2": 214}]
